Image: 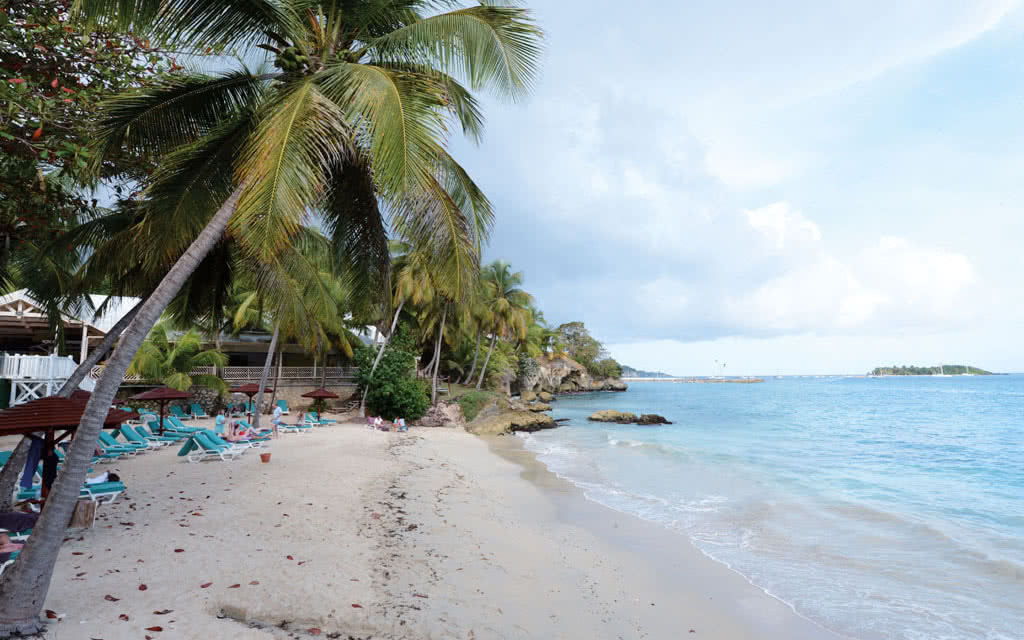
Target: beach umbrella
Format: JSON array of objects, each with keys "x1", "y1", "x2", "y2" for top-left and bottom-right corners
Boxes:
[
  {"x1": 130, "y1": 387, "x2": 192, "y2": 435},
  {"x1": 0, "y1": 397, "x2": 138, "y2": 495},
  {"x1": 301, "y1": 388, "x2": 338, "y2": 416},
  {"x1": 230, "y1": 383, "x2": 273, "y2": 419}
]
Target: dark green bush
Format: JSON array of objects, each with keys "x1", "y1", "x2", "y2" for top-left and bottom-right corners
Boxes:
[{"x1": 354, "y1": 328, "x2": 430, "y2": 420}]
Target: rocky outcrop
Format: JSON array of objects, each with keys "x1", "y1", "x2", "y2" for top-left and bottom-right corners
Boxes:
[
  {"x1": 413, "y1": 401, "x2": 466, "y2": 428},
  {"x1": 518, "y1": 355, "x2": 628, "y2": 396},
  {"x1": 520, "y1": 390, "x2": 537, "y2": 403},
  {"x1": 538, "y1": 391, "x2": 553, "y2": 402},
  {"x1": 466, "y1": 408, "x2": 556, "y2": 436},
  {"x1": 527, "y1": 402, "x2": 552, "y2": 412},
  {"x1": 589, "y1": 410, "x2": 672, "y2": 425}
]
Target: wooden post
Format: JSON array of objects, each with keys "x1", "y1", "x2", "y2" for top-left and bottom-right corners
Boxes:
[{"x1": 79, "y1": 324, "x2": 88, "y2": 365}]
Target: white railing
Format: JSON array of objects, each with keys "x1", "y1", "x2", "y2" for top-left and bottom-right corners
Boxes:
[
  {"x1": 88, "y1": 365, "x2": 358, "y2": 385},
  {"x1": 1, "y1": 353, "x2": 78, "y2": 380}
]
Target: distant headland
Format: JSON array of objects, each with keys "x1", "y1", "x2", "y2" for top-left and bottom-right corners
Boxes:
[{"x1": 870, "y1": 365, "x2": 992, "y2": 376}]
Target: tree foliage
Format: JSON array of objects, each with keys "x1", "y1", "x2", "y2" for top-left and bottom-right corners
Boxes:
[
  {"x1": 354, "y1": 326, "x2": 429, "y2": 420},
  {"x1": 127, "y1": 322, "x2": 228, "y2": 393}
]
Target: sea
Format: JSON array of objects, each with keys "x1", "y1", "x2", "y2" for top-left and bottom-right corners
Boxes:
[{"x1": 520, "y1": 375, "x2": 1024, "y2": 640}]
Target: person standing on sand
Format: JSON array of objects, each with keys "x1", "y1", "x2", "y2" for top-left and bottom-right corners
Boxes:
[{"x1": 271, "y1": 402, "x2": 283, "y2": 438}]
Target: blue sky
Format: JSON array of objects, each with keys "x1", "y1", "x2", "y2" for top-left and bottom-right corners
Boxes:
[{"x1": 444, "y1": 0, "x2": 1024, "y2": 375}]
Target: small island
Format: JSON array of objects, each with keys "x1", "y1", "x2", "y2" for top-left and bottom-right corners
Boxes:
[{"x1": 870, "y1": 365, "x2": 992, "y2": 376}]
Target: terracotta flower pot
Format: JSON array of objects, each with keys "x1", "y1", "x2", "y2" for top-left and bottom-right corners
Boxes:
[{"x1": 259, "y1": 452, "x2": 272, "y2": 463}]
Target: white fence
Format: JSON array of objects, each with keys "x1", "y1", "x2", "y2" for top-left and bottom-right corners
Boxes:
[
  {"x1": 0, "y1": 353, "x2": 95, "y2": 406},
  {"x1": 88, "y1": 365, "x2": 358, "y2": 386}
]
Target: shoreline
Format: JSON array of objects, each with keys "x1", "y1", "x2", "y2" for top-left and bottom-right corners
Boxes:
[
  {"x1": 5, "y1": 420, "x2": 842, "y2": 638},
  {"x1": 484, "y1": 433, "x2": 843, "y2": 639}
]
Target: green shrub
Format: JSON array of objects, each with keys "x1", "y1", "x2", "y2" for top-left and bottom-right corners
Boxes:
[
  {"x1": 354, "y1": 328, "x2": 430, "y2": 420},
  {"x1": 456, "y1": 390, "x2": 498, "y2": 422}
]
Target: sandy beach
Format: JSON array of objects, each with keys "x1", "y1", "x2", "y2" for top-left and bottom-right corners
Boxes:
[{"x1": 3, "y1": 419, "x2": 838, "y2": 639}]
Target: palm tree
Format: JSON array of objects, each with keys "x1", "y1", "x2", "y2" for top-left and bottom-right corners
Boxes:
[
  {"x1": 0, "y1": 3, "x2": 542, "y2": 633},
  {"x1": 476, "y1": 261, "x2": 532, "y2": 389},
  {"x1": 127, "y1": 322, "x2": 228, "y2": 394}
]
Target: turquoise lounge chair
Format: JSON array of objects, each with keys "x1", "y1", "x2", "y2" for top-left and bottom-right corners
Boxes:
[
  {"x1": 169, "y1": 405, "x2": 193, "y2": 421},
  {"x1": 118, "y1": 425, "x2": 169, "y2": 448},
  {"x1": 276, "y1": 399, "x2": 290, "y2": 415},
  {"x1": 190, "y1": 403, "x2": 210, "y2": 419},
  {"x1": 97, "y1": 432, "x2": 144, "y2": 455},
  {"x1": 177, "y1": 433, "x2": 244, "y2": 463},
  {"x1": 136, "y1": 424, "x2": 187, "y2": 443},
  {"x1": 166, "y1": 416, "x2": 203, "y2": 432},
  {"x1": 308, "y1": 412, "x2": 336, "y2": 425}
]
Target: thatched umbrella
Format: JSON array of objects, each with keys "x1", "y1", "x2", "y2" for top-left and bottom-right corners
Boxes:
[
  {"x1": 130, "y1": 387, "x2": 192, "y2": 435},
  {"x1": 301, "y1": 388, "x2": 338, "y2": 416},
  {"x1": 230, "y1": 383, "x2": 273, "y2": 419},
  {"x1": 0, "y1": 398, "x2": 137, "y2": 495}
]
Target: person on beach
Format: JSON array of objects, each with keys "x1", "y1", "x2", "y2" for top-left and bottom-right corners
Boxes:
[
  {"x1": 0, "y1": 533, "x2": 23, "y2": 554},
  {"x1": 215, "y1": 410, "x2": 226, "y2": 434},
  {"x1": 271, "y1": 402, "x2": 283, "y2": 437}
]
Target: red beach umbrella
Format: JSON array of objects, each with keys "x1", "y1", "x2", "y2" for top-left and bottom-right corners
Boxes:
[
  {"x1": 130, "y1": 386, "x2": 192, "y2": 435},
  {"x1": 230, "y1": 383, "x2": 273, "y2": 418},
  {"x1": 0, "y1": 397, "x2": 138, "y2": 495},
  {"x1": 301, "y1": 388, "x2": 338, "y2": 415}
]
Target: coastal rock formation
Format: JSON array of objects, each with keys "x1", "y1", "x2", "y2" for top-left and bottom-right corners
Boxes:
[
  {"x1": 538, "y1": 391, "x2": 553, "y2": 402},
  {"x1": 528, "y1": 402, "x2": 552, "y2": 412},
  {"x1": 588, "y1": 410, "x2": 672, "y2": 425},
  {"x1": 414, "y1": 401, "x2": 466, "y2": 428},
  {"x1": 521, "y1": 390, "x2": 537, "y2": 403},
  {"x1": 466, "y1": 409, "x2": 556, "y2": 436},
  {"x1": 517, "y1": 355, "x2": 628, "y2": 396}
]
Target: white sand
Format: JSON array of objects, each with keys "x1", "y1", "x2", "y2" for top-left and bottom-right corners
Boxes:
[{"x1": 6, "y1": 420, "x2": 839, "y2": 639}]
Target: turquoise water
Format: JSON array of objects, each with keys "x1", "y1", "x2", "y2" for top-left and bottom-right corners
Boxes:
[{"x1": 521, "y1": 376, "x2": 1024, "y2": 639}]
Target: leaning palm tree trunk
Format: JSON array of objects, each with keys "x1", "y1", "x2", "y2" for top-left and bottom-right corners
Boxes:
[
  {"x1": 0, "y1": 299, "x2": 145, "y2": 513},
  {"x1": 431, "y1": 305, "x2": 447, "y2": 404},
  {"x1": 251, "y1": 320, "x2": 280, "y2": 434},
  {"x1": 462, "y1": 330, "x2": 482, "y2": 384},
  {"x1": 360, "y1": 300, "x2": 404, "y2": 416},
  {"x1": 58, "y1": 298, "x2": 144, "y2": 396},
  {"x1": 269, "y1": 344, "x2": 282, "y2": 414},
  {"x1": 0, "y1": 437, "x2": 31, "y2": 513},
  {"x1": 0, "y1": 185, "x2": 246, "y2": 636},
  {"x1": 476, "y1": 333, "x2": 498, "y2": 390}
]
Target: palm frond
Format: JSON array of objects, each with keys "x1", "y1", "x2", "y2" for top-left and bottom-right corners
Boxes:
[
  {"x1": 366, "y1": 4, "x2": 543, "y2": 101},
  {"x1": 232, "y1": 79, "x2": 354, "y2": 261}
]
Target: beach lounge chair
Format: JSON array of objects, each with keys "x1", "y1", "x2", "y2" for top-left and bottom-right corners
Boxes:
[
  {"x1": 276, "y1": 399, "x2": 290, "y2": 415},
  {"x1": 308, "y1": 412, "x2": 336, "y2": 425},
  {"x1": 189, "y1": 403, "x2": 210, "y2": 419},
  {"x1": 136, "y1": 424, "x2": 187, "y2": 443},
  {"x1": 177, "y1": 433, "x2": 244, "y2": 463},
  {"x1": 166, "y1": 416, "x2": 203, "y2": 433},
  {"x1": 169, "y1": 405, "x2": 193, "y2": 421},
  {"x1": 97, "y1": 432, "x2": 144, "y2": 455},
  {"x1": 118, "y1": 424, "x2": 171, "y2": 448},
  {"x1": 205, "y1": 428, "x2": 267, "y2": 449}
]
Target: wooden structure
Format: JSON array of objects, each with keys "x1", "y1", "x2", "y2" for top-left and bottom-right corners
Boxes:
[{"x1": 130, "y1": 387, "x2": 191, "y2": 435}]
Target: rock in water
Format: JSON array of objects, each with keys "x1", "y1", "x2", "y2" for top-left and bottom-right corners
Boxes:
[
  {"x1": 588, "y1": 410, "x2": 671, "y2": 425},
  {"x1": 588, "y1": 410, "x2": 639, "y2": 423},
  {"x1": 636, "y1": 414, "x2": 671, "y2": 425}
]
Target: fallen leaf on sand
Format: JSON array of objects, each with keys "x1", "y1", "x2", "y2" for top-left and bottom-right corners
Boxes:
[
  {"x1": 153, "y1": 609, "x2": 173, "y2": 615},
  {"x1": 297, "y1": 561, "x2": 306, "y2": 565},
  {"x1": 228, "y1": 584, "x2": 240, "y2": 589},
  {"x1": 413, "y1": 594, "x2": 428, "y2": 598},
  {"x1": 45, "y1": 610, "x2": 57, "y2": 619},
  {"x1": 248, "y1": 581, "x2": 259, "y2": 585},
  {"x1": 173, "y1": 548, "x2": 184, "y2": 553},
  {"x1": 307, "y1": 629, "x2": 321, "y2": 636},
  {"x1": 144, "y1": 626, "x2": 163, "y2": 631},
  {"x1": 371, "y1": 512, "x2": 381, "y2": 519},
  {"x1": 286, "y1": 555, "x2": 293, "y2": 560},
  {"x1": 138, "y1": 584, "x2": 148, "y2": 591},
  {"x1": 103, "y1": 595, "x2": 119, "y2": 602},
  {"x1": 118, "y1": 614, "x2": 129, "y2": 621},
  {"x1": 351, "y1": 604, "x2": 363, "y2": 608},
  {"x1": 200, "y1": 582, "x2": 212, "y2": 588},
  {"x1": 72, "y1": 552, "x2": 84, "y2": 555}
]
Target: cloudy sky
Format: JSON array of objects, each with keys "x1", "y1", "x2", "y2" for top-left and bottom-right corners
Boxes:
[{"x1": 445, "y1": 0, "x2": 1024, "y2": 375}]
